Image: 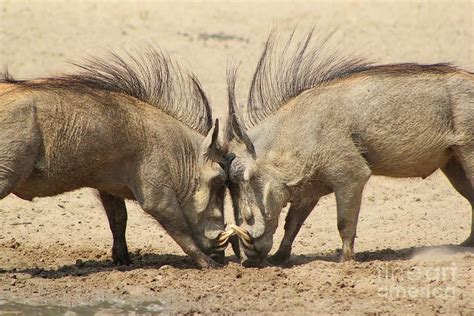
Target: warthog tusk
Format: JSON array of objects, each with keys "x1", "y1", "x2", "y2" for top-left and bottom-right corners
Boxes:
[
  {"x1": 219, "y1": 229, "x2": 235, "y2": 240},
  {"x1": 215, "y1": 225, "x2": 255, "y2": 250},
  {"x1": 240, "y1": 236, "x2": 255, "y2": 250},
  {"x1": 215, "y1": 245, "x2": 229, "y2": 252},
  {"x1": 217, "y1": 228, "x2": 235, "y2": 247},
  {"x1": 229, "y1": 224, "x2": 252, "y2": 243},
  {"x1": 228, "y1": 224, "x2": 254, "y2": 250},
  {"x1": 215, "y1": 244, "x2": 228, "y2": 252}
]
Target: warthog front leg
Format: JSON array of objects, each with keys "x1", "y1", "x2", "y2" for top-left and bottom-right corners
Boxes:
[
  {"x1": 270, "y1": 199, "x2": 319, "y2": 264},
  {"x1": 99, "y1": 191, "x2": 131, "y2": 265},
  {"x1": 333, "y1": 167, "x2": 371, "y2": 262}
]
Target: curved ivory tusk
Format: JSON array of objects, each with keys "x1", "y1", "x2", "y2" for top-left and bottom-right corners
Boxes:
[
  {"x1": 229, "y1": 224, "x2": 252, "y2": 243},
  {"x1": 240, "y1": 236, "x2": 255, "y2": 250},
  {"x1": 218, "y1": 236, "x2": 232, "y2": 246},
  {"x1": 216, "y1": 225, "x2": 255, "y2": 250},
  {"x1": 215, "y1": 244, "x2": 228, "y2": 252},
  {"x1": 218, "y1": 230, "x2": 234, "y2": 243},
  {"x1": 217, "y1": 228, "x2": 236, "y2": 248}
]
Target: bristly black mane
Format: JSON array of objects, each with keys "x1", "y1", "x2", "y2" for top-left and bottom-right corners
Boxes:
[
  {"x1": 229, "y1": 30, "x2": 372, "y2": 129},
  {"x1": 2, "y1": 47, "x2": 212, "y2": 135},
  {"x1": 229, "y1": 30, "x2": 463, "y2": 130}
]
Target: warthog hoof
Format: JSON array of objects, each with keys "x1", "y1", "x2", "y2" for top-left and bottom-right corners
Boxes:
[
  {"x1": 339, "y1": 250, "x2": 355, "y2": 263},
  {"x1": 210, "y1": 250, "x2": 225, "y2": 264},
  {"x1": 460, "y1": 235, "x2": 474, "y2": 247},
  {"x1": 195, "y1": 255, "x2": 223, "y2": 269},
  {"x1": 269, "y1": 251, "x2": 291, "y2": 265},
  {"x1": 112, "y1": 250, "x2": 132, "y2": 266},
  {"x1": 241, "y1": 257, "x2": 268, "y2": 268}
]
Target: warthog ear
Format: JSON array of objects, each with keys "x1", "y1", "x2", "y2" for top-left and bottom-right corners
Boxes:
[
  {"x1": 202, "y1": 119, "x2": 227, "y2": 163},
  {"x1": 227, "y1": 75, "x2": 256, "y2": 159},
  {"x1": 231, "y1": 117, "x2": 256, "y2": 160}
]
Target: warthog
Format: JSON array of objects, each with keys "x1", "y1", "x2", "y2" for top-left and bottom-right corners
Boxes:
[
  {"x1": 0, "y1": 48, "x2": 231, "y2": 268},
  {"x1": 216, "y1": 31, "x2": 474, "y2": 266}
]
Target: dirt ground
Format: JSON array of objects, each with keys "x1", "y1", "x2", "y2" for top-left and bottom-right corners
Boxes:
[{"x1": 0, "y1": 0, "x2": 473, "y2": 314}]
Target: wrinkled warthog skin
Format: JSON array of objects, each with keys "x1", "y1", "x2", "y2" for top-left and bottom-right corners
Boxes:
[
  {"x1": 0, "y1": 49, "x2": 228, "y2": 268},
  {"x1": 219, "y1": 32, "x2": 474, "y2": 266}
]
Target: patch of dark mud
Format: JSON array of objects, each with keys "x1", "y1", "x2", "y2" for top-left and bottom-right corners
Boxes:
[
  {"x1": 0, "y1": 252, "x2": 198, "y2": 279},
  {"x1": 0, "y1": 300, "x2": 166, "y2": 315}
]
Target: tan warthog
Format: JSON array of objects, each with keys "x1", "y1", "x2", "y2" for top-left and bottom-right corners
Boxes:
[
  {"x1": 213, "y1": 31, "x2": 474, "y2": 266},
  {"x1": 0, "y1": 48, "x2": 230, "y2": 268}
]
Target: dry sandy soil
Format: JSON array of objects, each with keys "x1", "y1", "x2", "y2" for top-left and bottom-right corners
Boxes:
[{"x1": 0, "y1": 0, "x2": 473, "y2": 314}]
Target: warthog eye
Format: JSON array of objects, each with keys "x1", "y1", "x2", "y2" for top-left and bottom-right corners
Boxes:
[
  {"x1": 228, "y1": 160, "x2": 247, "y2": 183},
  {"x1": 215, "y1": 168, "x2": 226, "y2": 184}
]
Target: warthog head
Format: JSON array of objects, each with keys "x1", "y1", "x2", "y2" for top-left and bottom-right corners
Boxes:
[
  {"x1": 197, "y1": 114, "x2": 290, "y2": 264},
  {"x1": 225, "y1": 128, "x2": 291, "y2": 266},
  {"x1": 189, "y1": 119, "x2": 231, "y2": 256},
  {"x1": 202, "y1": 68, "x2": 292, "y2": 266}
]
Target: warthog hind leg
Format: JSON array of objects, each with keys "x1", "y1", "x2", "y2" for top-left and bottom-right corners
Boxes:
[
  {"x1": 270, "y1": 199, "x2": 319, "y2": 264},
  {"x1": 99, "y1": 191, "x2": 131, "y2": 265},
  {"x1": 447, "y1": 146, "x2": 474, "y2": 247}
]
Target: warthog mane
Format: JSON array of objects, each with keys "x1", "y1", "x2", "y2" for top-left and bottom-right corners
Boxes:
[
  {"x1": 1, "y1": 47, "x2": 212, "y2": 135},
  {"x1": 228, "y1": 29, "x2": 462, "y2": 129}
]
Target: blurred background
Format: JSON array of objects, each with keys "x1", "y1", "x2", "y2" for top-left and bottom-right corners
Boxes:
[{"x1": 1, "y1": 0, "x2": 472, "y2": 114}]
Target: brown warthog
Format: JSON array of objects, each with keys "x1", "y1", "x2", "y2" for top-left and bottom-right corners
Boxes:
[
  {"x1": 0, "y1": 48, "x2": 230, "y2": 268},
  {"x1": 217, "y1": 31, "x2": 474, "y2": 266}
]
